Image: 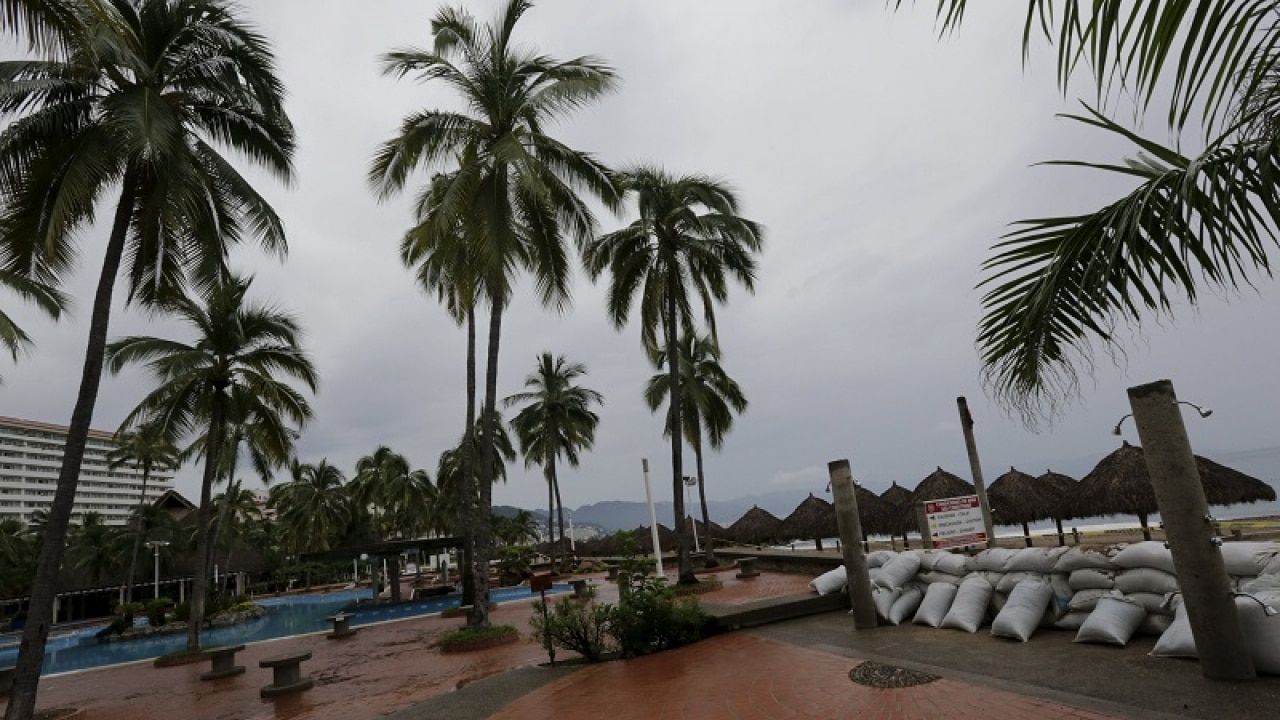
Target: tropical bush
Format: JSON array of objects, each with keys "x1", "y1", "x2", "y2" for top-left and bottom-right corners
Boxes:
[
  {"x1": 145, "y1": 598, "x2": 172, "y2": 627},
  {"x1": 529, "y1": 597, "x2": 613, "y2": 663}
]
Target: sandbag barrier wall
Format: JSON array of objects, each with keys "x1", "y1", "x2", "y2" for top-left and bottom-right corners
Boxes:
[{"x1": 806, "y1": 541, "x2": 1280, "y2": 673}]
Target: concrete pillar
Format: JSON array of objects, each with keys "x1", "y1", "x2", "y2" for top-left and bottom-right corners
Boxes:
[
  {"x1": 1128, "y1": 379, "x2": 1254, "y2": 681},
  {"x1": 956, "y1": 397, "x2": 996, "y2": 548},
  {"x1": 828, "y1": 459, "x2": 877, "y2": 630},
  {"x1": 915, "y1": 502, "x2": 934, "y2": 550}
]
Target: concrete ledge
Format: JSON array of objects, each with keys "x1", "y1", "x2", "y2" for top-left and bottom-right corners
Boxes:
[{"x1": 703, "y1": 591, "x2": 846, "y2": 632}]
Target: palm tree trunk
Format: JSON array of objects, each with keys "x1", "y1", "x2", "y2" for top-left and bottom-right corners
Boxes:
[
  {"x1": 5, "y1": 173, "x2": 136, "y2": 720},
  {"x1": 460, "y1": 308, "x2": 477, "y2": 606},
  {"x1": 694, "y1": 438, "x2": 717, "y2": 567},
  {"x1": 546, "y1": 469, "x2": 557, "y2": 570},
  {"x1": 124, "y1": 464, "x2": 153, "y2": 605},
  {"x1": 551, "y1": 454, "x2": 566, "y2": 572},
  {"x1": 471, "y1": 301, "x2": 503, "y2": 630},
  {"x1": 1022, "y1": 521, "x2": 1033, "y2": 548},
  {"x1": 665, "y1": 286, "x2": 694, "y2": 585},
  {"x1": 187, "y1": 391, "x2": 227, "y2": 651}
]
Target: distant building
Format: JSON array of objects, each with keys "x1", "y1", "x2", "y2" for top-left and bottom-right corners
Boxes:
[{"x1": 0, "y1": 416, "x2": 174, "y2": 526}]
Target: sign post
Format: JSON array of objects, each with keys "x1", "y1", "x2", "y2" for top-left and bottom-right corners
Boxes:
[
  {"x1": 921, "y1": 495, "x2": 988, "y2": 550},
  {"x1": 530, "y1": 572, "x2": 554, "y2": 666}
]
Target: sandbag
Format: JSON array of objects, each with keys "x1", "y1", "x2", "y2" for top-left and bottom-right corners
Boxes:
[
  {"x1": 940, "y1": 575, "x2": 994, "y2": 633},
  {"x1": 974, "y1": 548, "x2": 1019, "y2": 572},
  {"x1": 913, "y1": 582, "x2": 958, "y2": 627},
  {"x1": 1242, "y1": 575, "x2": 1280, "y2": 594},
  {"x1": 1219, "y1": 542, "x2": 1280, "y2": 577},
  {"x1": 873, "y1": 586, "x2": 901, "y2": 621},
  {"x1": 991, "y1": 577, "x2": 1054, "y2": 642},
  {"x1": 1264, "y1": 553, "x2": 1280, "y2": 576},
  {"x1": 887, "y1": 584, "x2": 925, "y2": 625},
  {"x1": 1151, "y1": 603, "x2": 1196, "y2": 658},
  {"x1": 865, "y1": 550, "x2": 896, "y2": 569},
  {"x1": 1137, "y1": 613, "x2": 1173, "y2": 637},
  {"x1": 1068, "y1": 588, "x2": 1111, "y2": 613},
  {"x1": 917, "y1": 571, "x2": 963, "y2": 587},
  {"x1": 1054, "y1": 611, "x2": 1090, "y2": 631},
  {"x1": 1054, "y1": 547, "x2": 1118, "y2": 573},
  {"x1": 874, "y1": 552, "x2": 922, "y2": 591},
  {"x1": 1125, "y1": 592, "x2": 1173, "y2": 616},
  {"x1": 1075, "y1": 596, "x2": 1146, "y2": 646},
  {"x1": 989, "y1": 591, "x2": 1008, "y2": 614},
  {"x1": 809, "y1": 566, "x2": 846, "y2": 596},
  {"x1": 1004, "y1": 546, "x2": 1070, "y2": 574},
  {"x1": 1048, "y1": 573, "x2": 1074, "y2": 616},
  {"x1": 996, "y1": 572, "x2": 1038, "y2": 594},
  {"x1": 1068, "y1": 568, "x2": 1115, "y2": 591},
  {"x1": 931, "y1": 552, "x2": 970, "y2": 576},
  {"x1": 1238, "y1": 592, "x2": 1280, "y2": 674},
  {"x1": 1115, "y1": 568, "x2": 1180, "y2": 595},
  {"x1": 915, "y1": 550, "x2": 940, "y2": 572},
  {"x1": 1111, "y1": 542, "x2": 1175, "y2": 574}
]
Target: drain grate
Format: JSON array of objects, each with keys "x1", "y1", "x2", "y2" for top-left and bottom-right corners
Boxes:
[{"x1": 848, "y1": 661, "x2": 940, "y2": 688}]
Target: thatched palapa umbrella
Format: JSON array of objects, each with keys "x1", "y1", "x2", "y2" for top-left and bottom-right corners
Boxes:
[
  {"x1": 854, "y1": 484, "x2": 893, "y2": 539},
  {"x1": 899, "y1": 467, "x2": 975, "y2": 538},
  {"x1": 727, "y1": 505, "x2": 782, "y2": 546},
  {"x1": 1073, "y1": 441, "x2": 1277, "y2": 540},
  {"x1": 1038, "y1": 470, "x2": 1078, "y2": 546},
  {"x1": 633, "y1": 524, "x2": 678, "y2": 554},
  {"x1": 987, "y1": 467, "x2": 1056, "y2": 548},
  {"x1": 878, "y1": 481, "x2": 916, "y2": 546},
  {"x1": 777, "y1": 493, "x2": 839, "y2": 550}
]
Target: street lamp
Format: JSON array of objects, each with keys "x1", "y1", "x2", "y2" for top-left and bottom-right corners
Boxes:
[
  {"x1": 683, "y1": 476, "x2": 700, "y2": 553},
  {"x1": 144, "y1": 540, "x2": 170, "y2": 599},
  {"x1": 1113, "y1": 400, "x2": 1213, "y2": 436},
  {"x1": 567, "y1": 510, "x2": 576, "y2": 552}
]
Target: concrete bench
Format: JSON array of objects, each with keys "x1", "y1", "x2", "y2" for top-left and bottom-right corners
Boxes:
[
  {"x1": 0, "y1": 665, "x2": 14, "y2": 695},
  {"x1": 570, "y1": 579, "x2": 590, "y2": 598},
  {"x1": 199, "y1": 644, "x2": 246, "y2": 681},
  {"x1": 606, "y1": 564, "x2": 620, "y2": 580},
  {"x1": 735, "y1": 556, "x2": 760, "y2": 579},
  {"x1": 325, "y1": 612, "x2": 357, "y2": 639},
  {"x1": 259, "y1": 650, "x2": 313, "y2": 698}
]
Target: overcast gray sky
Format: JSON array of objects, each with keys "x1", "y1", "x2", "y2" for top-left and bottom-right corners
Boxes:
[{"x1": 4, "y1": 1, "x2": 1278, "y2": 518}]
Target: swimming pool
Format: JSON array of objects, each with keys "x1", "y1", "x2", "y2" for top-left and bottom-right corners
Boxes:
[{"x1": 0, "y1": 584, "x2": 570, "y2": 676}]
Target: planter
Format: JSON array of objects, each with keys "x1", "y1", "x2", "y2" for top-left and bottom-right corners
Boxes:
[
  {"x1": 439, "y1": 627, "x2": 518, "y2": 654},
  {"x1": 672, "y1": 579, "x2": 722, "y2": 597},
  {"x1": 153, "y1": 651, "x2": 208, "y2": 668},
  {"x1": 440, "y1": 602, "x2": 496, "y2": 619}
]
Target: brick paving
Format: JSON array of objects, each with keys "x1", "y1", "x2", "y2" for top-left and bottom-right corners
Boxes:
[{"x1": 486, "y1": 633, "x2": 1122, "y2": 720}]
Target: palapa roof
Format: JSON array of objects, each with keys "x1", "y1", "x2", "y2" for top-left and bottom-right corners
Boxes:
[
  {"x1": 853, "y1": 484, "x2": 894, "y2": 537},
  {"x1": 987, "y1": 467, "x2": 1057, "y2": 526},
  {"x1": 727, "y1": 505, "x2": 782, "y2": 545},
  {"x1": 879, "y1": 481, "x2": 913, "y2": 507},
  {"x1": 896, "y1": 467, "x2": 976, "y2": 530},
  {"x1": 693, "y1": 518, "x2": 729, "y2": 539},
  {"x1": 777, "y1": 493, "x2": 838, "y2": 542},
  {"x1": 633, "y1": 524, "x2": 678, "y2": 553},
  {"x1": 1037, "y1": 470, "x2": 1079, "y2": 520},
  {"x1": 1071, "y1": 441, "x2": 1277, "y2": 520}
]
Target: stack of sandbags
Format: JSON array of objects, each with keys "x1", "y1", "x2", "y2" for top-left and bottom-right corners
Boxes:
[{"x1": 1152, "y1": 576, "x2": 1280, "y2": 674}]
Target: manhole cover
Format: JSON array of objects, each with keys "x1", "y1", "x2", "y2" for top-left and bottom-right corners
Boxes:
[{"x1": 848, "y1": 661, "x2": 939, "y2": 688}]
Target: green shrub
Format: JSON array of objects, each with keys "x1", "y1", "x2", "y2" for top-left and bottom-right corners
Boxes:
[
  {"x1": 529, "y1": 597, "x2": 614, "y2": 663},
  {"x1": 145, "y1": 598, "x2": 171, "y2": 627},
  {"x1": 172, "y1": 601, "x2": 190, "y2": 623},
  {"x1": 613, "y1": 576, "x2": 705, "y2": 657}
]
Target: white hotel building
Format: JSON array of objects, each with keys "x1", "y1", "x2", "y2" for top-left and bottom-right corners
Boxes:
[{"x1": 0, "y1": 416, "x2": 174, "y2": 526}]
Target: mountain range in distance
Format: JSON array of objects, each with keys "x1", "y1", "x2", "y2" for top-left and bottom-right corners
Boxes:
[{"x1": 495, "y1": 488, "x2": 821, "y2": 533}]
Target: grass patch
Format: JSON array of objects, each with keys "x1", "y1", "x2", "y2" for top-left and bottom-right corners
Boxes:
[
  {"x1": 439, "y1": 624, "x2": 518, "y2": 653},
  {"x1": 672, "y1": 578, "x2": 722, "y2": 596},
  {"x1": 153, "y1": 647, "x2": 212, "y2": 667}
]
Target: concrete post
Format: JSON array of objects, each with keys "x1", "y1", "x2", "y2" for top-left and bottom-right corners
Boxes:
[
  {"x1": 915, "y1": 501, "x2": 934, "y2": 550},
  {"x1": 1128, "y1": 379, "x2": 1254, "y2": 681},
  {"x1": 828, "y1": 459, "x2": 877, "y2": 630},
  {"x1": 956, "y1": 397, "x2": 996, "y2": 548}
]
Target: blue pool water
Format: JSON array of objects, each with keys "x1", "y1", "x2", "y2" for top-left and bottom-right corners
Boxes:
[{"x1": 0, "y1": 584, "x2": 570, "y2": 676}]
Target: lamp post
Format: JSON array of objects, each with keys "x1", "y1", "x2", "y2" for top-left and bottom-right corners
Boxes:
[
  {"x1": 567, "y1": 510, "x2": 576, "y2": 552},
  {"x1": 683, "y1": 476, "x2": 700, "y2": 552},
  {"x1": 145, "y1": 540, "x2": 170, "y2": 599},
  {"x1": 642, "y1": 459, "x2": 663, "y2": 577}
]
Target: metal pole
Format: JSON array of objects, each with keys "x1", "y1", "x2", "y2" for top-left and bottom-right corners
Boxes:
[
  {"x1": 684, "y1": 477, "x2": 700, "y2": 552},
  {"x1": 1127, "y1": 379, "x2": 1254, "y2": 681},
  {"x1": 828, "y1": 459, "x2": 877, "y2": 629},
  {"x1": 568, "y1": 510, "x2": 576, "y2": 552},
  {"x1": 956, "y1": 397, "x2": 996, "y2": 548},
  {"x1": 153, "y1": 545, "x2": 160, "y2": 600},
  {"x1": 642, "y1": 458, "x2": 663, "y2": 577}
]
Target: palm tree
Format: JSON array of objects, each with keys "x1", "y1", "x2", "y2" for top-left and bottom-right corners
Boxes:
[
  {"x1": 504, "y1": 353, "x2": 602, "y2": 571},
  {"x1": 644, "y1": 333, "x2": 747, "y2": 568},
  {"x1": 902, "y1": 3, "x2": 1280, "y2": 424},
  {"x1": 584, "y1": 167, "x2": 764, "y2": 584},
  {"x1": 106, "y1": 422, "x2": 179, "y2": 605},
  {"x1": 369, "y1": 0, "x2": 620, "y2": 629},
  {"x1": 0, "y1": 269, "x2": 67, "y2": 385},
  {"x1": 105, "y1": 273, "x2": 316, "y2": 651},
  {"x1": 66, "y1": 512, "x2": 123, "y2": 587},
  {"x1": 352, "y1": 446, "x2": 410, "y2": 540},
  {"x1": 0, "y1": 1, "x2": 294, "y2": 708},
  {"x1": 211, "y1": 479, "x2": 264, "y2": 573},
  {"x1": 270, "y1": 459, "x2": 351, "y2": 554},
  {"x1": 0, "y1": 518, "x2": 34, "y2": 598}
]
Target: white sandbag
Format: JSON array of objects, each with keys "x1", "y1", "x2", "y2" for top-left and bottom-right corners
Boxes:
[
  {"x1": 1049, "y1": 573, "x2": 1074, "y2": 616},
  {"x1": 991, "y1": 577, "x2": 1054, "y2": 642},
  {"x1": 915, "y1": 550, "x2": 940, "y2": 572},
  {"x1": 809, "y1": 566, "x2": 846, "y2": 596},
  {"x1": 917, "y1": 571, "x2": 963, "y2": 587},
  {"x1": 1219, "y1": 542, "x2": 1280, "y2": 577},
  {"x1": 887, "y1": 584, "x2": 925, "y2": 626},
  {"x1": 1237, "y1": 593, "x2": 1280, "y2": 674},
  {"x1": 1068, "y1": 568, "x2": 1115, "y2": 591},
  {"x1": 941, "y1": 574, "x2": 994, "y2": 633},
  {"x1": 1054, "y1": 547, "x2": 1118, "y2": 573},
  {"x1": 1115, "y1": 568, "x2": 1180, "y2": 595},
  {"x1": 996, "y1": 571, "x2": 1036, "y2": 594},
  {"x1": 874, "y1": 552, "x2": 922, "y2": 591},
  {"x1": 865, "y1": 550, "x2": 896, "y2": 569},
  {"x1": 1004, "y1": 546, "x2": 1070, "y2": 574},
  {"x1": 913, "y1": 583, "x2": 958, "y2": 627},
  {"x1": 1137, "y1": 613, "x2": 1173, "y2": 637},
  {"x1": 1038, "y1": 605, "x2": 1060, "y2": 629},
  {"x1": 977, "y1": 571, "x2": 1005, "y2": 589},
  {"x1": 1074, "y1": 596, "x2": 1146, "y2": 646},
  {"x1": 1242, "y1": 575, "x2": 1280, "y2": 594},
  {"x1": 1054, "y1": 611, "x2": 1090, "y2": 631},
  {"x1": 868, "y1": 567, "x2": 884, "y2": 584},
  {"x1": 989, "y1": 591, "x2": 1008, "y2": 614},
  {"x1": 872, "y1": 586, "x2": 901, "y2": 621},
  {"x1": 1264, "y1": 553, "x2": 1280, "y2": 576},
  {"x1": 974, "y1": 548, "x2": 1019, "y2": 572},
  {"x1": 931, "y1": 552, "x2": 970, "y2": 577},
  {"x1": 1111, "y1": 542, "x2": 1175, "y2": 573},
  {"x1": 1151, "y1": 603, "x2": 1196, "y2": 658},
  {"x1": 1125, "y1": 592, "x2": 1174, "y2": 616},
  {"x1": 1068, "y1": 588, "x2": 1112, "y2": 613}
]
